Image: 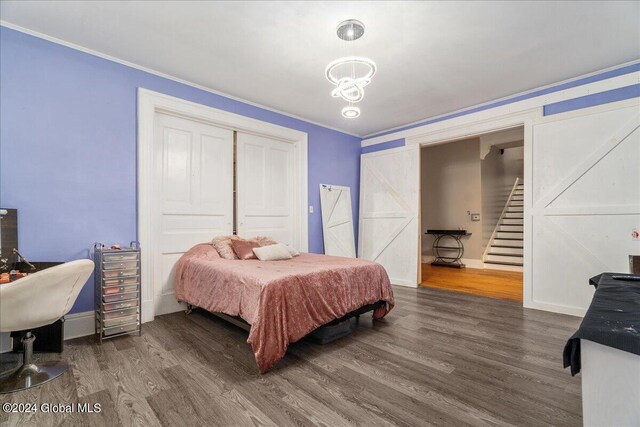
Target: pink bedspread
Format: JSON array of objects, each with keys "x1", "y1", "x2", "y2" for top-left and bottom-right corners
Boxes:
[{"x1": 175, "y1": 244, "x2": 394, "y2": 372}]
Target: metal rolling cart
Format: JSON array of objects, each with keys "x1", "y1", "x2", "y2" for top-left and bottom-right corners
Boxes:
[{"x1": 94, "y1": 241, "x2": 141, "y2": 343}]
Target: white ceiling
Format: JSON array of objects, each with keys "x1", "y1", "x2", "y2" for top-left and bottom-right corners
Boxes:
[{"x1": 1, "y1": 1, "x2": 639, "y2": 137}]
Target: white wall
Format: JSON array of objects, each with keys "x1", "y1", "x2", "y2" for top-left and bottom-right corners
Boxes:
[
  {"x1": 481, "y1": 145, "x2": 524, "y2": 247},
  {"x1": 421, "y1": 138, "x2": 483, "y2": 260}
]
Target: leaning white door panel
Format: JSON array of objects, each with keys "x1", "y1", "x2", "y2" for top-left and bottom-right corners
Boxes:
[
  {"x1": 359, "y1": 145, "x2": 420, "y2": 287},
  {"x1": 320, "y1": 184, "x2": 356, "y2": 257},
  {"x1": 154, "y1": 113, "x2": 233, "y2": 315},
  {"x1": 530, "y1": 101, "x2": 640, "y2": 315},
  {"x1": 236, "y1": 132, "x2": 295, "y2": 246}
]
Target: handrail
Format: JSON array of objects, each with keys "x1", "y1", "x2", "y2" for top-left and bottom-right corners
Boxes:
[{"x1": 482, "y1": 177, "x2": 521, "y2": 262}]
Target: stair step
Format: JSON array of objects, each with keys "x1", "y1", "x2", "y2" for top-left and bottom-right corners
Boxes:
[
  {"x1": 485, "y1": 254, "x2": 523, "y2": 264},
  {"x1": 489, "y1": 246, "x2": 523, "y2": 255},
  {"x1": 484, "y1": 263, "x2": 523, "y2": 272},
  {"x1": 507, "y1": 206, "x2": 523, "y2": 212},
  {"x1": 502, "y1": 218, "x2": 523, "y2": 225},
  {"x1": 488, "y1": 252, "x2": 523, "y2": 258},
  {"x1": 496, "y1": 231, "x2": 523, "y2": 239},
  {"x1": 499, "y1": 225, "x2": 523, "y2": 232},
  {"x1": 493, "y1": 239, "x2": 524, "y2": 247},
  {"x1": 509, "y1": 200, "x2": 524, "y2": 207},
  {"x1": 511, "y1": 196, "x2": 524, "y2": 201},
  {"x1": 513, "y1": 189, "x2": 524, "y2": 195},
  {"x1": 504, "y1": 212, "x2": 523, "y2": 219},
  {"x1": 484, "y1": 260, "x2": 524, "y2": 267}
]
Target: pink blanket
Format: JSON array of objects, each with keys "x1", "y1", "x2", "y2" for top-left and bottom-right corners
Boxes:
[{"x1": 175, "y1": 244, "x2": 394, "y2": 372}]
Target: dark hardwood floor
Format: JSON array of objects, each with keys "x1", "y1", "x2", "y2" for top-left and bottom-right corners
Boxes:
[{"x1": 0, "y1": 286, "x2": 582, "y2": 426}]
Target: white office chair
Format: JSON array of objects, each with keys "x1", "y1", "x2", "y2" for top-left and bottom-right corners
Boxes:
[{"x1": 0, "y1": 259, "x2": 94, "y2": 393}]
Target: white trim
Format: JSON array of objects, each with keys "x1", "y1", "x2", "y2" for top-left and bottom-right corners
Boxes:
[
  {"x1": 0, "y1": 333, "x2": 12, "y2": 353},
  {"x1": 411, "y1": 108, "x2": 538, "y2": 311},
  {"x1": 0, "y1": 21, "x2": 360, "y2": 138},
  {"x1": 362, "y1": 69, "x2": 640, "y2": 146},
  {"x1": 0, "y1": 311, "x2": 96, "y2": 353},
  {"x1": 523, "y1": 119, "x2": 534, "y2": 312},
  {"x1": 138, "y1": 88, "x2": 308, "y2": 323},
  {"x1": 63, "y1": 311, "x2": 95, "y2": 340}
]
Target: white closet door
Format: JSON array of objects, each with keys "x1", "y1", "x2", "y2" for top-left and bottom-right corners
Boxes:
[
  {"x1": 236, "y1": 132, "x2": 295, "y2": 246},
  {"x1": 358, "y1": 145, "x2": 420, "y2": 287},
  {"x1": 529, "y1": 102, "x2": 640, "y2": 314},
  {"x1": 320, "y1": 184, "x2": 356, "y2": 257},
  {"x1": 154, "y1": 113, "x2": 233, "y2": 315}
]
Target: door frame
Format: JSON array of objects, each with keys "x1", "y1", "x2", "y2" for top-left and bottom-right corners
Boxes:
[
  {"x1": 137, "y1": 88, "x2": 308, "y2": 322},
  {"x1": 408, "y1": 108, "x2": 542, "y2": 309}
]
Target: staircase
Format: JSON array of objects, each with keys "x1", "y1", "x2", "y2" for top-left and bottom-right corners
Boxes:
[{"x1": 483, "y1": 179, "x2": 523, "y2": 272}]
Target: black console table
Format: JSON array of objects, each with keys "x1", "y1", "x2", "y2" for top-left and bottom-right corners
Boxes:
[{"x1": 425, "y1": 229, "x2": 472, "y2": 268}]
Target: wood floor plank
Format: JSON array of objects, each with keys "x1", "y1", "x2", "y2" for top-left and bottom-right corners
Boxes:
[
  {"x1": 421, "y1": 263, "x2": 523, "y2": 301},
  {"x1": 1, "y1": 285, "x2": 582, "y2": 426}
]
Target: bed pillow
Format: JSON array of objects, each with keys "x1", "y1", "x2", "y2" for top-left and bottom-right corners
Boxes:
[
  {"x1": 253, "y1": 244, "x2": 293, "y2": 261},
  {"x1": 231, "y1": 239, "x2": 261, "y2": 260},
  {"x1": 284, "y1": 245, "x2": 300, "y2": 257},
  {"x1": 211, "y1": 235, "x2": 241, "y2": 260}
]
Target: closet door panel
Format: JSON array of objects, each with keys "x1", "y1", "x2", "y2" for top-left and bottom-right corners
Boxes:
[
  {"x1": 237, "y1": 132, "x2": 295, "y2": 246},
  {"x1": 242, "y1": 141, "x2": 267, "y2": 212},
  {"x1": 154, "y1": 113, "x2": 233, "y2": 315}
]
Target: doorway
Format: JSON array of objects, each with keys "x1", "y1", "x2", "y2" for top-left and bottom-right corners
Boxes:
[{"x1": 419, "y1": 127, "x2": 524, "y2": 301}]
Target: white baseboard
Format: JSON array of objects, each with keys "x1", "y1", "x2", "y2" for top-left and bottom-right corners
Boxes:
[
  {"x1": 64, "y1": 311, "x2": 96, "y2": 340},
  {"x1": 0, "y1": 333, "x2": 12, "y2": 354},
  {"x1": 523, "y1": 300, "x2": 586, "y2": 317},
  {"x1": 421, "y1": 255, "x2": 484, "y2": 269},
  {"x1": 0, "y1": 310, "x2": 95, "y2": 353}
]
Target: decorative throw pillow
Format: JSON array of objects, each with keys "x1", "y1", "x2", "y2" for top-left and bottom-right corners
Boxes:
[
  {"x1": 253, "y1": 244, "x2": 293, "y2": 261},
  {"x1": 231, "y1": 239, "x2": 261, "y2": 260},
  {"x1": 211, "y1": 235, "x2": 241, "y2": 260},
  {"x1": 254, "y1": 236, "x2": 278, "y2": 247}
]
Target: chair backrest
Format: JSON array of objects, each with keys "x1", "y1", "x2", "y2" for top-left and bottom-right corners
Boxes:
[{"x1": 0, "y1": 259, "x2": 94, "y2": 332}]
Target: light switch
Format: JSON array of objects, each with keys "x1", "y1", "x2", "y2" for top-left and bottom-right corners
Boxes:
[
  {"x1": 309, "y1": 205, "x2": 314, "y2": 214},
  {"x1": 471, "y1": 213, "x2": 480, "y2": 221}
]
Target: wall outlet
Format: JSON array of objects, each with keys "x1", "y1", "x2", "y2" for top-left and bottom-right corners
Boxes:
[
  {"x1": 309, "y1": 205, "x2": 314, "y2": 214},
  {"x1": 471, "y1": 213, "x2": 481, "y2": 221}
]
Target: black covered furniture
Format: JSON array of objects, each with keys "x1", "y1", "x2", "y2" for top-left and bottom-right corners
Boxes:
[{"x1": 563, "y1": 272, "x2": 640, "y2": 375}]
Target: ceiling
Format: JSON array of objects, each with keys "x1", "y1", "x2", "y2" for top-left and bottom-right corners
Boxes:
[{"x1": 1, "y1": 1, "x2": 639, "y2": 137}]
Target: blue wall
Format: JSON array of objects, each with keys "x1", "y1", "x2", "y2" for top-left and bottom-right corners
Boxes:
[{"x1": 0, "y1": 27, "x2": 362, "y2": 314}]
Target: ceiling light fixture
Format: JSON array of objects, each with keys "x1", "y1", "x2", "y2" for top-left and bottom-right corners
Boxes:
[
  {"x1": 336, "y1": 19, "x2": 365, "y2": 41},
  {"x1": 325, "y1": 56, "x2": 377, "y2": 103},
  {"x1": 342, "y1": 106, "x2": 360, "y2": 119},
  {"x1": 326, "y1": 19, "x2": 376, "y2": 119}
]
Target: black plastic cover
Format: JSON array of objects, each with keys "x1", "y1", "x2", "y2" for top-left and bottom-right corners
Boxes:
[{"x1": 563, "y1": 273, "x2": 640, "y2": 375}]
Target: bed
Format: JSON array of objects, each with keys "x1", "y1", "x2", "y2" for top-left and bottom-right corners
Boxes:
[{"x1": 175, "y1": 243, "x2": 394, "y2": 373}]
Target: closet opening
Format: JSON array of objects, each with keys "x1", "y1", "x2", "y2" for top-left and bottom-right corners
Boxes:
[{"x1": 419, "y1": 126, "x2": 524, "y2": 302}]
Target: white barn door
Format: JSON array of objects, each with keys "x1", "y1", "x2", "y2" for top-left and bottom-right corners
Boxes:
[
  {"x1": 529, "y1": 101, "x2": 640, "y2": 315},
  {"x1": 154, "y1": 113, "x2": 233, "y2": 315},
  {"x1": 359, "y1": 145, "x2": 420, "y2": 287},
  {"x1": 236, "y1": 132, "x2": 296, "y2": 246},
  {"x1": 320, "y1": 184, "x2": 356, "y2": 257}
]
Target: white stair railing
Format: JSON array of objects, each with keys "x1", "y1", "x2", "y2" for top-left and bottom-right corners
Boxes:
[{"x1": 482, "y1": 177, "x2": 521, "y2": 263}]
